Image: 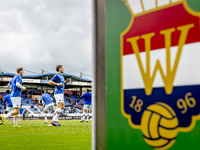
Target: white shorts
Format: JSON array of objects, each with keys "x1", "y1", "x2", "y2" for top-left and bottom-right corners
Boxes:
[
  {"x1": 11, "y1": 97, "x2": 21, "y2": 108},
  {"x1": 54, "y1": 94, "x2": 64, "y2": 104},
  {"x1": 44, "y1": 103, "x2": 55, "y2": 112},
  {"x1": 84, "y1": 105, "x2": 91, "y2": 111},
  {"x1": 19, "y1": 114, "x2": 23, "y2": 117},
  {"x1": 6, "y1": 107, "x2": 14, "y2": 113}
]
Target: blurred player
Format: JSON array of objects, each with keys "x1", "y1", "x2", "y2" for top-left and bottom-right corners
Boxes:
[
  {"x1": 41, "y1": 90, "x2": 55, "y2": 125},
  {"x1": 3, "y1": 90, "x2": 14, "y2": 115},
  {"x1": 18, "y1": 104, "x2": 23, "y2": 121},
  {"x1": 0, "y1": 67, "x2": 26, "y2": 127},
  {"x1": 80, "y1": 88, "x2": 92, "y2": 123},
  {"x1": 49, "y1": 65, "x2": 70, "y2": 126},
  {"x1": 2, "y1": 90, "x2": 18, "y2": 126}
]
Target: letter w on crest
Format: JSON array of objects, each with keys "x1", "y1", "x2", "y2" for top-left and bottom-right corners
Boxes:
[{"x1": 127, "y1": 24, "x2": 194, "y2": 95}]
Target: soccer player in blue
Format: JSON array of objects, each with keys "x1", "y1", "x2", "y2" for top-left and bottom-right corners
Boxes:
[
  {"x1": 3, "y1": 90, "x2": 14, "y2": 115},
  {"x1": 3, "y1": 90, "x2": 18, "y2": 126},
  {"x1": 0, "y1": 67, "x2": 26, "y2": 127},
  {"x1": 41, "y1": 90, "x2": 55, "y2": 125},
  {"x1": 49, "y1": 65, "x2": 70, "y2": 126},
  {"x1": 80, "y1": 88, "x2": 92, "y2": 123}
]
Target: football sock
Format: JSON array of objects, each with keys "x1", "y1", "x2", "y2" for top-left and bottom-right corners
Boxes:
[
  {"x1": 55, "y1": 117, "x2": 58, "y2": 121},
  {"x1": 14, "y1": 118, "x2": 17, "y2": 125},
  {"x1": 52, "y1": 112, "x2": 56, "y2": 122},
  {"x1": 82, "y1": 113, "x2": 85, "y2": 120},
  {"x1": 4, "y1": 113, "x2": 12, "y2": 119},
  {"x1": 87, "y1": 115, "x2": 89, "y2": 121},
  {"x1": 55, "y1": 108, "x2": 62, "y2": 121},
  {"x1": 44, "y1": 113, "x2": 47, "y2": 122}
]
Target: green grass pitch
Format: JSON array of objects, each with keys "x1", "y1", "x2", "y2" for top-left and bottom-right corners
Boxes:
[{"x1": 0, "y1": 120, "x2": 91, "y2": 150}]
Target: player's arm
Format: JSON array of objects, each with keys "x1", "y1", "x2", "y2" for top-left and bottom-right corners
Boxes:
[
  {"x1": 7, "y1": 80, "x2": 12, "y2": 88},
  {"x1": 16, "y1": 76, "x2": 26, "y2": 90},
  {"x1": 3, "y1": 97, "x2": 6, "y2": 105},
  {"x1": 16, "y1": 82, "x2": 26, "y2": 90},
  {"x1": 80, "y1": 93, "x2": 85, "y2": 99},
  {"x1": 64, "y1": 78, "x2": 70, "y2": 83},
  {"x1": 41, "y1": 95, "x2": 45, "y2": 105},
  {"x1": 7, "y1": 83, "x2": 11, "y2": 88},
  {"x1": 49, "y1": 74, "x2": 63, "y2": 86},
  {"x1": 49, "y1": 80, "x2": 63, "y2": 86}
]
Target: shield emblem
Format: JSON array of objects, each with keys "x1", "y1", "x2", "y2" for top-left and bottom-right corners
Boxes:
[{"x1": 121, "y1": 0, "x2": 200, "y2": 149}]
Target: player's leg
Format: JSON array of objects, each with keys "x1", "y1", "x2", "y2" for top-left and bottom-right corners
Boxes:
[
  {"x1": 87, "y1": 105, "x2": 91, "y2": 122},
  {"x1": 49, "y1": 103, "x2": 62, "y2": 126},
  {"x1": 1, "y1": 98, "x2": 20, "y2": 125},
  {"x1": 13, "y1": 114, "x2": 18, "y2": 126},
  {"x1": 51, "y1": 104, "x2": 56, "y2": 122},
  {"x1": 49, "y1": 103, "x2": 58, "y2": 126},
  {"x1": 50, "y1": 104, "x2": 55, "y2": 120},
  {"x1": 20, "y1": 115, "x2": 23, "y2": 121},
  {"x1": 12, "y1": 106, "x2": 17, "y2": 125},
  {"x1": 4, "y1": 109, "x2": 8, "y2": 114},
  {"x1": 53, "y1": 94, "x2": 64, "y2": 122},
  {"x1": 54, "y1": 102, "x2": 64, "y2": 122},
  {"x1": 43, "y1": 110, "x2": 48, "y2": 123},
  {"x1": 18, "y1": 114, "x2": 23, "y2": 121},
  {"x1": 80, "y1": 108, "x2": 86, "y2": 122},
  {"x1": 51, "y1": 106, "x2": 56, "y2": 122},
  {"x1": 52, "y1": 104, "x2": 58, "y2": 122},
  {"x1": 90, "y1": 107, "x2": 92, "y2": 121},
  {"x1": 48, "y1": 104, "x2": 56, "y2": 126},
  {"x1": 5, "y1": 107, "x2": 12, "y2": 114},
  {"x1": 86, "y1": 109, "x2": 90, "y2": 123},
  {"x1": 50, "y1": 94, "x2": 63, "y2": 126},
  {"x1": 51, "y1": 104, "x2": 58, "y2": 122},
  {"x1": 1, "y1": 108, "x2": 19, "y2": 125},
  {"x1": 43, "y1": 105, "x2": 49, "y2": 124},
  {"x1": 6, "y1": 107, "x2": 15, "y2": 124}
]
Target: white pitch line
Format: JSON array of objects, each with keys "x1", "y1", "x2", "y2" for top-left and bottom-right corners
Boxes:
[{"x1": 0, "y1": 132, "x2": 91, "y2": 138}]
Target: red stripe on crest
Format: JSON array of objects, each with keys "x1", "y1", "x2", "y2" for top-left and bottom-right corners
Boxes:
[{"x1": 123, "y1": 4, "x2": 200, "y2": 55}]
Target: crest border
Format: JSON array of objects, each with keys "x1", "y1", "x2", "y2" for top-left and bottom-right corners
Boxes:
[{"x1": 120, "y1": 0, "x2": 200, "y2": 133}]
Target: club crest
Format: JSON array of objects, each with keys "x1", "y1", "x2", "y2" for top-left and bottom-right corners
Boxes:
[{"x1": 121, "y1": 0, "x2": 200, "y2": 149}]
